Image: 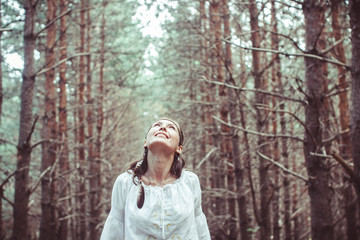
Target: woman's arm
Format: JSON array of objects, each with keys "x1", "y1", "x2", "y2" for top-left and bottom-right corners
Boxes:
[
  {"x1": 100, "y1": 173, "x2": 130, "y2": 240},
  {"x1": 191, "y1": 172, "x2": 211, "y2": 240}
]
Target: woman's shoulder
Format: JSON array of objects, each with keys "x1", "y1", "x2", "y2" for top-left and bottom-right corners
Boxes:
[
  {"x1": 181, "y1": 170, "x2": 200, "y2": 184},
  {"x1": 179, "y1": 170, "x2": 202, "y2": 194},
  {"x1": 114, "y1": 171, "x2": 134, "y2": 186}
]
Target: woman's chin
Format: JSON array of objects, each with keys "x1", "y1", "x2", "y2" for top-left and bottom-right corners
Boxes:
[{"x1": 147, "y1": 142, "x2": 177, "y2": 154}]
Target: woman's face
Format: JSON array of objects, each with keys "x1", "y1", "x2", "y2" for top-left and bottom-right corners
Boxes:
[{"x1": 145, "y1": 119, "x2": 183, "y2": 155}]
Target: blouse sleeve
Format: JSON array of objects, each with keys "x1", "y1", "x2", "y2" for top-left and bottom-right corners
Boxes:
[
  {"x1": 191, "y1": 172, "x2": 211, "y2": 240},
  {"x1": 100, "y1": 173, "x2": 130, "y2": 240}
]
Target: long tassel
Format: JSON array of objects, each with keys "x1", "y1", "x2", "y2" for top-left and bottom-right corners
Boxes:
[{"x1": 137, "y1": 181, "x2": 145, "y2": 208}]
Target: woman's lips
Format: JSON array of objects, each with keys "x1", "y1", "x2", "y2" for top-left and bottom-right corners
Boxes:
[{"x1": 155, "y1": 132, "x2": 169, "y2": 138}]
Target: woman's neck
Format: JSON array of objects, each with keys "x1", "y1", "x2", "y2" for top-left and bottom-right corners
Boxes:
[{"x1": 147, "y1": 151, "x2": 174, "y2": 182}]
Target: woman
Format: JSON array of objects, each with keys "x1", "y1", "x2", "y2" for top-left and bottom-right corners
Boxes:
[{"x1": 100, "y1": 118, "x2": 211, "y2": 240}]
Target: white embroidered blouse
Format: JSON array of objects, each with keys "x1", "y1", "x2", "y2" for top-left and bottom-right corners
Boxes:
[{"x1": 100, "y1": 170, "x2": 211, "y2": 240}]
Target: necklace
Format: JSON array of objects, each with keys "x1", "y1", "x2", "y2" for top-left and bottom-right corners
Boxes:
[{"x1": 145, "y1": 172, "x2": 169, "y2": 187}]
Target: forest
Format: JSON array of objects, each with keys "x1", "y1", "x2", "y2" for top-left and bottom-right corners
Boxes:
[{"x1": 1, "y1": 0, "x2": 360, "y2": 239}]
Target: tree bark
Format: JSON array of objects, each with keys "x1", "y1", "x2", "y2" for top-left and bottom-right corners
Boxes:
[
  {"x1": 319, "y1": 27, "x2": 332, "y2": 154},
  {"x1": 58, "y1": 0, "x2": 70, "y2": 238},
  {"x1": 349, "y1": 0, "x2": 360, "y2": 226},
  {"x1": 77, "y1": 0, "x2": 87, "y2": 238},
  {"x1": 232, "y1": 21, "x2": 253, "y2": 240},
  {"x1": 94, "y1": 0, "x2": 106, "y2": 236},
  {"x1": 282, "y1": 118, "x2": 291, "y2": 240},
  {"x1": 221, "y1": 1, "x2": 237, "y2": 239},
  {"x1": 199, "y1": 0, "x2": 211, "y2": 218},
  {"x1": 248, "y1": 0, "x2": 272, "y2": 238},
  {"x1": 303, "y1": 0, "x2": 334, "y2": 239},
  {"x1": 223, "y1": 9, "x2": 252, "y2": 240},
  {"x1": 86, "y1": 3, "x2": 100, "y2": 239},
  {"x1": 0, "y1": 1, "x2": 3, "y2": 238},
  {"x1": 12, "y1": 0, "x2": 37, "y2": 239},
  {"x1": 331, "y1": 0, "x2": 351, "y2": 161},
  {"x1": 40, "y1": 0, "x2": 58, "y2": 238},
  {"x1": 208, "y1": 2, "x2": 226, "y2": 238},
  {"x1": 270, "y1": 1, "x2": 282, "y2": 239},
  {"x1": 270, "y1": 2, "x2": 293, "y2": 237}
]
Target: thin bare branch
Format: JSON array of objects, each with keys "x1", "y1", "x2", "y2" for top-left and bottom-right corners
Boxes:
[
  {"x1": 323, "y1": 128, "x2": 350, "y2": 144},
  {"x1": 0, "y1": 28, "x2": 12, "y2": 32},
  {"x1": 30, "y1": 139, "x2": 48, "y2": 150},
  {"x1": 1, "y1": 167, "x2": 28, "y2": 189},
  {"x1": 331, "y1": 152, "x2": 356, "y2": 180},
  {"x1": 202, "y1": 78, "x2": 307, "y2": 105},
  {"x1": 35, "y1": 8, "x2": 72, "y2": 38},
  {"x1": 224, "y1": 39, "x2": 350, "y2": 69},
  {"x1": 28, "y1": 166, "x2": 52, "y2": 195},
  {"x1": 256, "y1": 151, "x2": 308, "y2": 182},
  {"x1": 26, "y1": 115, "x2": 39, "y2": 146},
  {"x1": 212, "y1": 115, "x2": 304, "y2": 142},
  {"x1": 196, "y1": 148, "x2": 217, "y2": 170},
  {"x1": 35, "y1": 53, "x2": 91, "y2": 76},
  {"x1": 2, "y1": 194, "x2": 14, "y2": 207},
  {"x1": 309, "y1": 152, "x2": 332, "y2": 158},
  {"x1": 320, "y1": 36, "x2": 347, "y2": 55},
  {"x1": 0, "y1": 138, "x2": 17, "y2": 147},
  {"x1": 257, "y1": 106, "x2": 318, "y2": 146}
]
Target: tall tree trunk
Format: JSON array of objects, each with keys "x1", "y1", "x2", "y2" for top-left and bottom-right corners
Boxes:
[
  {"x1": 86, "y1": 3, "x2": 99, "y2": 239},
  {"x1": 282, "y1": 117, "x2": 291, "y2": 240},
  {"x1": 269, "y1": 1, "x2": 291, "y2": 239},
  {"x1": 12, "y1": 0, "x2": 37, "y2": 239},
  {"x1": 248, "y1": 0, "x2": 272, "y2": 238},
  {"x1": 72, "y1": 87, "x2": 78, "y2": 240},
  {"x1": 319, "y1": 12, "x2": 341, "y2": 239},
  {"x1": 0, "y1": 2, "x2": 3, "y2": 238},
  {"x1": 223, "y1": 9, "x2": 251, "y2": 240},
  {"x1": 289, "y1": 110, "x2": 305, "y2": 240},
  {"x1": 228, "y1": 24, "x2": 252, "y2": 240},
  {"x1": 199, "y1": 0, "x2": 211, "y2": 217},
  {"x1": 209, "y1": 2, "x2": 225, "y2": 238},
  {"x1": 233, "y1": 22, "x2": 253, "y2": 239},
  {"x1": 234, "y1": 14, "x2": 259, "y2": 239},
  {"x1": 349, "y1": 0, "x2": 360, "y2": 226},
  {"x1": 229, "y1": 104, "x2": 249, "y2": 240},
  {"x1": 40, "y1": 0, "x2": 57, "y2": 238},
  {"x1": 94, "y1": 0, "x2": 106, "y2": 235},
  {"x1": 77, "y1": 0, "x2": 87, "y2": 238},
  {"x1": 331, "y1": 0, "x2": 351, "y2": 159},
  {"x1": 58, "y1": 0, "x2": 70, "y2": 238},
  {"x1": 214, "y1": 0, "x2": 227, "y2": 236},
  {"x1": 303, "y1": 0, "x2": 334, "y2": 239},
  {"x1": 270, "y1": 1, "x2": 282, "y2": 239},
  {"x1": 331, "y1": 1, "x2": 358, "y2": 239},
  {"x1": 221, "y1": 1, "x2": 237, "y2": 239}
]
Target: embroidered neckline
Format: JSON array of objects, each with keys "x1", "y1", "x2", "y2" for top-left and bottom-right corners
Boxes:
[
  {"x1": 142, "y1": 170, "x2": 185, "y2": 189},
  {"x1": 145, "y1": 172, "x2": 171, "y2": 187}
]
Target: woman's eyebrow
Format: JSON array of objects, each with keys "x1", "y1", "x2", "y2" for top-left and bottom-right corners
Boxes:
[
  {"x1": 167, "y1": 123, "x2": 178, "y2": 131},
  {"x1": 153, "y1": 121, "x2": 177, "y2": 129}
]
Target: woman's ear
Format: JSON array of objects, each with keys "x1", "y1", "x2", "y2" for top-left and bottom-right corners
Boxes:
[{"x1": 176, "y1": 146, "x2": 183, "y2": 154}]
